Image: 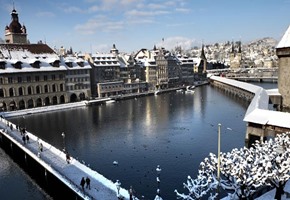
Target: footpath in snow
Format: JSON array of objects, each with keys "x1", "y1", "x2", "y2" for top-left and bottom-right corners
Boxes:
[{"x1": 0, "y1": 117, "x2": 130, "y2": 200}]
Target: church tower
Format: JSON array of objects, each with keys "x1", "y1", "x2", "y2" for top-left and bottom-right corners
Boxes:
[
  {"x1": 200, "y1": 44, "x2": 207, "y2": 73},
  {"x1": 5, "y1": 7, "x2": 28, "y2": 44}
]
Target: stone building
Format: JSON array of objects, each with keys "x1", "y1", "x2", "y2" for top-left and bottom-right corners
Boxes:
[
  {"x1": 0, "y1": 44, "x2": 67, "y2": 111},
  {"x1": 276, "y1": 25, "x2": 290, "y2": 110}
]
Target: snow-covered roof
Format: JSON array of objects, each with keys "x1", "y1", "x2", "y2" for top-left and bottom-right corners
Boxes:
[
  {"x1": 0, "y1": 44, "x2": 91, "y2": 73},
  {"x1": 276, "y1": 25, "x2": 290, "y2": 48}
]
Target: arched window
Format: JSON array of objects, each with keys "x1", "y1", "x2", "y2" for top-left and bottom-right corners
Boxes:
[
  {"x1": 44, "y1": 85, "x2": 49, "y2": 93},
  {"x1": 28, "y1": 86, "x2": 32, "y2": 95},
  {"x1": 60, "y1": 84, "x2": 64, "y2": 92},
  {"x1": 0, "y1": 88, "x2": 4, "y2": 97},
  {"x1": 9, "y1": 88, "x2": 14, "y2": 97},
  {"x1": 52, "y1": 84, "x2": 56, "y2": 92},
  {"x1": 19, "y1": 87, "x2": 24, "y2": 96},
  {"x1": 36, "y1": 86, "x2": 41, "y2": 94}
]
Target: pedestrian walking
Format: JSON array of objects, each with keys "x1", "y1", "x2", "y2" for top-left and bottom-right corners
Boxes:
[
  {"x1": 80, "y1": 177, "x2": 86, "y2": 191},
  {"x1": 26, "y1": 134, "x2": 29, "y2": 143},
  {"x1": 85, "y1": 176, "x2": 91, "y2": 190},
  {"x1": 66, "y1": 152, "x2": 71, "y2": 164},
  {"x1": 22, "y1": 135, "x2": 26, "y2": 144},
  {"x1": 38, "y1": 142, "x2": 43, "y2": 152}
]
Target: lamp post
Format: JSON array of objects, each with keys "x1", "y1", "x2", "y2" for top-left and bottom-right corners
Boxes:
[
  {"x1": 217, "y1": 123, "x2": 221, "y2": 199},
  {"x1": 61, "y1": 132, "x2": 66, "y2": 152},
  {"x1": 217, "y1": 123, "x2": 221, "y2": 182},
  {"x1": 115, "y1": 180, "x2": 121, "y2": 198}
]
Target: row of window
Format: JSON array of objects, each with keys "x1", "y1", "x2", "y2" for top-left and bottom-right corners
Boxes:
[
  {"x1": 66, "y1": 84, "x2": 89, "y2": 91},
  {"x1": 0, "y1": 74, "x2": 64, "y2": 84},
  {"x1": 0, "y1": 84, "x2": 64, "y2": 98},
  {"x1": 67, "y1": 77, "x2": 90, "y2": 82}
]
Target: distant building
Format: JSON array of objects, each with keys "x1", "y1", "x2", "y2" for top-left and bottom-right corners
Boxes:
[
  {"x1": 134, "y1": 48, "x2": 157, "y2": 91},
  {"x1": 229, "y1": 41, "x2": 242, "y2": 68},
  {"x1": 276, "y1": 25, "x2": 290, "y2": 110}
]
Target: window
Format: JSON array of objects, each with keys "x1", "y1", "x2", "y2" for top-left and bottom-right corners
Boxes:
[
  {"x1": 44, "y1": 75, "x2": 48, "y2": 81},
  {"x1": 19, "y1": 87, "x2": 23, "y2": 96},
  {"x1": 51, "y1": 75, "x2": 56, "y2": 80},
  {"x1": 35, "y1": 76, "x2": 40, "y2": 82},
  {"x1": 0, "y1": 88, "x2": 4, "y2": 97},
  {"x1": 28, "y1": 86, "x2": 32, "y2": 95},
  {"x1": 44, "y1": 85, "x2": 49, "y2": 93},
  {"x1": 0, "y1": 78, "x2": 3, "y2": 84},
  {"x1": 27, "y1": 76, "x2": 31, "y2": 82},
  {"x1": 52, "y1": 84, "x2": 56, "y2": 92},
  {"x1": 36, "y1": 86, "x2": 41, "y2": 94},
  {"x1": 9, "y1": 88, "x2": 14, "y2": 97},
  {"x1": 60, "y1": 84, "x2": 64, "y2": 91},
  {"x1": 0, "y1": 62, "x2": 5, "y2": 69},
  {"x1": 18, "y1": 77, "x2": 22, "y2": 83},
  {"x1": 59, "y1": 74, "x2": 63, "y2": 80},
  {"x1": 8, "y1": 77, "x2": 13, "y2": 83}
]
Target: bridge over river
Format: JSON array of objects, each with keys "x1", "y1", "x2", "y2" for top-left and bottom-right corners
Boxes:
[
  {"x1": 210, "y1": 75, "x2": 290, "y2": 144},
  {"x1": 0, "y1": 117, "x2": 130, "y2": 200}
]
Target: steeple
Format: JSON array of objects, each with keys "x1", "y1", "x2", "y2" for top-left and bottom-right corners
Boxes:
[
  {"x1": 5, "y1": 5, "x2": 28, "y2": 44},
  {"x1": 200, "y1": 44, "x2": 206, "y2": 60},
  {"x1": 200, "y1": 44, "x2": 207, "y2": 73}
]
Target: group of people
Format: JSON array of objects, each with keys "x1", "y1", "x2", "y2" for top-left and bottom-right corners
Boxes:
[{"x1": 80, "y1": 176, "x2": 91, "y2": 191}]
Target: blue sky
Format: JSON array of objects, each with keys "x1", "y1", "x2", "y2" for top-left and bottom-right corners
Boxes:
[{"x1": 1, "y1": 0, "x2": 290, "y2": 53}]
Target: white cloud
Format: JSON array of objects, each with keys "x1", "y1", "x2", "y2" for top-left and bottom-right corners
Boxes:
[
  {"x1": 74, "y1": 16, "x2": 124, "y2": 35},
  {"x1": 63, "y1": 6, "x2": 84, "y2": 13},
  {"x1": 175, "y1": 8, "x2": 191, "y2": 13}
]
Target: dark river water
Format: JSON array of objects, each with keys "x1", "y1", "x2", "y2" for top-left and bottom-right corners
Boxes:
[{"x1": 1, "y1": 82, "x2": 277, "y2": 200}]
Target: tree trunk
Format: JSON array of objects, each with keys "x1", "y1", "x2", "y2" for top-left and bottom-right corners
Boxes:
[{"x1": 274, "y1": 182, "x2": 285, "y2": 200}]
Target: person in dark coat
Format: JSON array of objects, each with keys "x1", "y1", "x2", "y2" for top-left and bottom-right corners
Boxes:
[
  {"x1": 86, "y1": 176, "x2": 91, "y2": 189},
  {"x1": 26, "y1": 134, "x2": 29, "y2": 143},
  {"x1": 80, "y1": 177, "x2": 86, "y2": 191}
]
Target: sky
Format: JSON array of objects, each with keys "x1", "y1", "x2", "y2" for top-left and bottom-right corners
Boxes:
[{"x1": 1, "y1": 0, "x2": 290, "y2": 54}]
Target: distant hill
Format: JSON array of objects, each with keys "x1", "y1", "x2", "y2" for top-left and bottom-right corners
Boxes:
[{"x1": 247, "y1": 37, "x2": 278, "y2": 47}]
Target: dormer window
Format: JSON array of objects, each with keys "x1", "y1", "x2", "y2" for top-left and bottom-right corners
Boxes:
[
  {"x1": 50, "y1": 60, "x2": 60, "y2": 67},
  {"x1": 0, "y1": 61, "x2": 6, "y2": 69},
  {"x1": 13, "y1": 61, "x2": 22, "y2": 69},
  {"x1": 77, "y1": 62, "x2": 84, "y2": 67},
  {"x1": 31, "y1": 61, "x2": 41, "y2": 68},
  {"x1": 66, "y1": 62, "x2": 73, "y2": 68}
]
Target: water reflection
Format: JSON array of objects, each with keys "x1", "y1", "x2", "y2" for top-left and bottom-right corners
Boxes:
[{"x1": 6, "y1": 82, "x2": 276, "y2": 199}]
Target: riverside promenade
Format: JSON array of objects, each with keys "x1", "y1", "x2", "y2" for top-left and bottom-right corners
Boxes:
[{"x1": 0, "y1": 116, "x2": 130, "y2": 200}]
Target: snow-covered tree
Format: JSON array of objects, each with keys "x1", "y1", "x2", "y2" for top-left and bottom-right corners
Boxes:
[
  {"x1": 175, "y1": 132, "x2": 290, "y2": 200},
  {"x1": 253, "y1": 133, "x2": 290, "y2": 200}
]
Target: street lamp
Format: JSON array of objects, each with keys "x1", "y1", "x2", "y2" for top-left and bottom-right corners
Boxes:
[
  {"x1": 217, "y1": 123, "x2": 221, "y2": 183},
  {"x1": 115, "y1": 180, "x2": 121, "y2": 198},
  {"x1": 61, "y1": 132, "x2": 66, "y2": 152}
]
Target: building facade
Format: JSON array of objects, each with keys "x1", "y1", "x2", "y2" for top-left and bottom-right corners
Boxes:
[{"x1": 276, "y1": 25, "x2": 290, "y2": 110}]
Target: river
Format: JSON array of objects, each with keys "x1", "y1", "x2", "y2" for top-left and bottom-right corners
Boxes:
[{"x1": 1, "y1": 82, "x2": 277, "y2": 200}]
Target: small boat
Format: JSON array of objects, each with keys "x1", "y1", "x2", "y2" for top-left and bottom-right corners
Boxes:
[
  {"x1": 176, "y1": 89, "x2": 183, "y2": 92},
  {"x1": 106, "y1": 100, "x2": 116, "y2": 104}
]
